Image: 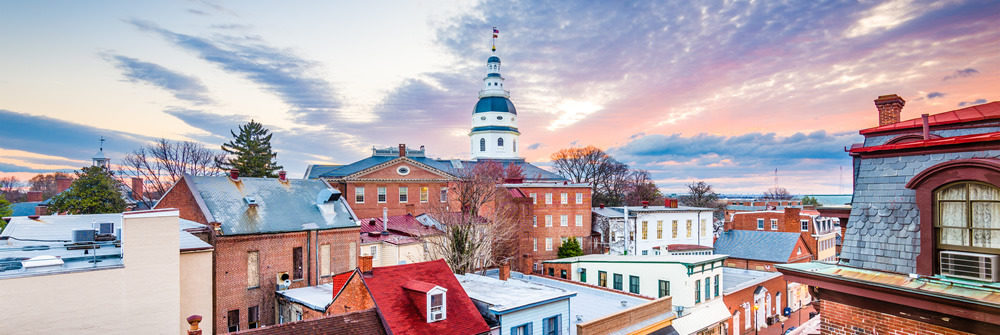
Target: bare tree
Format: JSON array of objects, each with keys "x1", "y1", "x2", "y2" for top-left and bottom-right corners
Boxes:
[
  {"x1": 1, "y1": 176, "x2": 23, "y2": 202},
  {"x1": 119, "y1": 138, "x2": 223, "y2": 208},
  {"x1": 621, "y1": 169, "x2": 662, "y2": 206},
  {"x1": 679, "y1": 181, "x2": 725, "y2": 220},
  {"x1": 28, "y1": 172, "x2": 73, "y2": 199},
  {"x1": 552, "y1": 146, "x2": 645, "y2": 206},
  {"x1": 763, "y1": 186, "x2": 793, "y2": 200}
]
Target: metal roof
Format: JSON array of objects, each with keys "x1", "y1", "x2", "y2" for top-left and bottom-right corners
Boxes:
[
  {"x1": 317, "y1": 156, "x2": 455, "y2": 179},
  {"x1": 10, "y1": 202, "x2": 42, "y2": 216},
  {"x1": 714, "y1": 230, "x2": 802, "y2": 263},
  {"x1": 454, "y1": 159, "x2": 568, "y2": 182},
  {"x1": 722, "y1": 267, "x2": 782, "y2": 295},
  {"x1": 456, "y1": 272, "x2": 575, "y2": 314},
  {"x1": 473, "y1": 96, "x2": 517, "y2": 115},
  {"x1": 187, "y1": 176, "x2": 359, "y2": 235},
  {"x1": 544, "y1": 254, "x2": 727, "y2": 266},
  {"x1": 860, "y1": 101, "x2": 1000, "y2": 135},
  {"x1": 303, "y1": 164, "x2": 342, "y2": 179},
  {"x1": 276, "y1": 283, "x2": 334, "y2": 311}
]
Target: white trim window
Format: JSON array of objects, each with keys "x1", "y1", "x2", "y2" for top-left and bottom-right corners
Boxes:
[
  {"x1": 420, "y1": 187, "x2": 429, "y2": 203},
  {"x1": 561, "y1": 193, "x2": 568, "y2": 204},
  {"x1": 757, "y1": 218, "x2": 764, "y2": 230},
  {"x1": 801, "y1": 220, "x2": 809, "y2": 232},
  {"x1": 530, "y1": 193, "x2": 537, "y2": 204},
  {"x1": 533, "y1": 216, "x2": 538, "y2": 227},
  {"x1": 545, "y1": 238, "x2": 553, "y2": 251},
  {"x1": 427, "y1": 288, "x2": 447, "y2": 322},
  {"x1": 545, "y1": 215, "x2": 553, "y2": 227},
  {"x1": 545, "y1": 193, "x2": 552, "y2": 204},
  {"x1": 770, "y1": 219, "x2": 778, "y2": 230},
  {"x1": 533, "y1": 238, "x2": 538, "y2": 251},
  {"x1": 440, "y1": 187, "x2": 448, "y2": 202},
  {"x1": 576, "y1": 193, "x2": 583, "y2": 204},
  {"x1": 355, "y1": 187, "x2": 365, "y2": 203},
  {"x1": 399, "y1": 187, "x2": 408, "y2": 203},
  {"x1": 378, "y1": 187, "x2": 387, "y2": 203},
  {"x1": 560, "y1": 215, "x2": 568, "y2": 227},
  {"x1": 575, "y1": 215, "x2": 583, "y2": 227}
]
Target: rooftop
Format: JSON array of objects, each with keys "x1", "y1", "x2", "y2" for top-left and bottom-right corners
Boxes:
[
  {"x1": 721, "y1": 267, "x2": 782, "y2": 295},
  {"x1": 544, "y1": 254, "x2": 727, "y2": 266},
  {"x1": 232, "y1": 308, "x2": 386, "y2": 335},
  {"x1": 592, "y1": 205, "x2": 717, "y2": 218},
  {"x1": 859, "y1": 101, "x2": 1000, "y2": 135},
  {"x1": 713, "y1": 230, "x2": 803, "y2": 263},
  {"x1": 456, "y1": 272, "x2": 576, "y2": 314},
  {"x1": 276, "y1": 283, "x2": 334, "y2": 311}
]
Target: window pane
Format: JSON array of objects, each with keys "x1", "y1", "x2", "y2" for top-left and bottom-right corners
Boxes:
[
  {"x1": 973, "y1": 202, "x2": 1000, "y2": 229},
  {"x1": 293, "y1": 247, "x2": 303, "y2": 279},
  {"x1": 938, "y1": 184, "x2": 967, "y2": 200},
  {"x1": 941, "y1": 228, "x2": 969, "y2": 246},
  {"x1": 973, "y1": 229, "x2": 1000, "y2": 248},
  {"x1": 939, "y1": 202, "x2": 967, "y2": 227},
  {"x1": 970, "y1": 183, "x2": 999, "y2": 200}
]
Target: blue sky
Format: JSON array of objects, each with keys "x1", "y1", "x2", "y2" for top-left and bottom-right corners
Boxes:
[{"x1": 1, "y1": 0, "x2": 998, "y2": 194}]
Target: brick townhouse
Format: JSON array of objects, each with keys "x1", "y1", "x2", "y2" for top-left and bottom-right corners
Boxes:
[
  {"x1": 503, "y1": 181, "x2": 594, "y2": 272},
  {"x1": 729, "y1": 207, "x2": 839, "y2": 262},
  {"x1": 156, "y1": 171, "x2": 361, "y2": 332}
]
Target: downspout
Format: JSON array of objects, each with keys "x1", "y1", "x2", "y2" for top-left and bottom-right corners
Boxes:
[
  {"x1": 314, "y1": 229, "x2": 320, "y2": 285},
  {"x1": 697, "y1": 211, "x2": 701, "y2": 247},
  {"x1": 306, "y1": 230, "x2": 312, "y2": 286},
  {"x1": 623, "y1": 206, "x2": 629, "y2": 255}
]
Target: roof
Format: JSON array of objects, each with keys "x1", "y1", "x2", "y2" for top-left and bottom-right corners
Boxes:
[
  {"x1": 860, "y1": 101, "x2": 1000, "y2": 135},
  {"x1": 456, "y1": 273, "x2": 576, "y2": 315},
  {"x1": 474, "y1": 96, "x2": 517, "y2": 115},
  {"x1": 316, "y1": 155, "x2": 455, "y2": 179},
  {"x1": 850, "y1": 131, "x2": 1000, "y2": 154},
  {"x1": 303, "y1": 164, "x2": 342, "y2": 179},
  {"x1": 667, "y1": 244, "x2": 714, "y2": 251},
  {"x1": 544, "y1": 254, "x2": 727, "y2": 266},
  {"x1": 487, "y1": 55, "x2": 500, "y2": 63},
  {"x1": 9, "y1": 202, "x2": 41, "y2": 216},
  {"x1": 592, "y1": 205, "x2": 717, "y2": 218},
  {"x1": 359, "y1": 214, "x2": 442, "y2": 238},
  {"x1": 277, "y1": 283, "x2": 334, "y2": 311},
  {"x1": 185, "y1": 176, "x2": 359, "y2": 235},
  {"x1": 664, "y1": 299, "x2": 730, "y2": 334},
  {"x1": 722, "y1": 267, "x2": 782, "y2": 295},
  {"x1": 713, "y1": 230, "x2": 802, "y2": 263},
  {"x1": 456, "y1": 159, "x2": 568, "y2": 182},
  {"x1": 502, "y1": 182, "x2": 590, "y2": 188},
  {"x1": 232, "y1": 308, "x2": 386, "y2": 335},
  {"x1": 364, "y1": 259, "x2": 490, "y2": 335},
  {"x1": 179, "y1": 230, "x2": 212, "y2": 252}
]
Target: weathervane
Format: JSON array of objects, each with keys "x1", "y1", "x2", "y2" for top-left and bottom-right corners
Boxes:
[
  {"x1": 492, "y1": 27, "x2": 498, "y2": 52},
  {"x1": 99, "y1": 136, "x2": 105, "y2": 151}
]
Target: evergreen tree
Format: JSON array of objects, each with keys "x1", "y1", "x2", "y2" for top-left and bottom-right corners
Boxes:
[
  {"x1": 47, "y1": 166, "x2": 127, "y2": 214},
  {"x1": 215, "y1": 120, "x2": 283, "y2": 177},
  {"x1": 557, "y1": 238, "x2": 584, "y2": 258}
]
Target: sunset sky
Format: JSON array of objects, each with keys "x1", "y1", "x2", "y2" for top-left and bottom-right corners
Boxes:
[{"x1": 1, "y1": 0, "x2": 998, "y2": 195}]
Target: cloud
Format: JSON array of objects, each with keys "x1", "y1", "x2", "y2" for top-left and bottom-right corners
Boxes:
[
  {"x1": 958, "y1": 99, "x2": 989, "y2": 107},
  {"x1": 186, "y1": 9, "x2": 208, "y2": 16},
  {"x1": 614, "y1": 130, "x2": 860, "y2": 162},
  {"x1": 943, "y1": 68, "x2": 979, "y2": 81},
  {"x1": 106, "y1": 54, "x2": 214, "y2": 104},
  {"x1": 926, "y1": 92, "x2": 945, "y2": 99},
  {"x1": 526, "y1": 143, "x2": 542, "y2": 150}
]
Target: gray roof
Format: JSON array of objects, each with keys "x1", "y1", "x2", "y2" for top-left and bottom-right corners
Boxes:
[
  {"x1": 9, "y1": 202, "x2": 42, "y2": 216},
  {"x1": 456, "y1": 159, "x2": 567, "y2": 182},
  {"x1": 456, "y1": 273, "x2": 575, "y2": 314},
  {"x1": 316, "y1": 156, "x2": 455, "y2": 179},
  {"x1": 721, "y1": 267, "x2": 781, "y2": 295},
  {"x1": 546, "y1": 254, "x2": 727, "y2": 266},
  {"x1": 593, "y1": 205, "x2": 717, "y2": 218},
  {"x1": 713, "y1": 230, "x2": 801, "y2": 263},
  {"x1": 303, "y1": 164, "x2": 342, "y2": 179},
  {"x1": 276, "y1": 283, "x2": 334, "y2": 311},
  {"x1": 186, "y1": 176, "x2": 359, "y2": 235}
]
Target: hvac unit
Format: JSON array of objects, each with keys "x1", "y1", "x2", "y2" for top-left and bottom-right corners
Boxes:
[
  {"x1": 939, "y1": 250, "x2": 999, "y2": 282},
  {"x1": 72, "y1": 229, "x2": 96, "y2": 243},
  {"x1": 276, "y1": 272, "x2": 292, "y2": 290},
  {"x1": 96, "y1": 222, "x2": 114, "y2": 235}
]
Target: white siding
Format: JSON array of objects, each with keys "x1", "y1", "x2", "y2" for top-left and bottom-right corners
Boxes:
[
  {"x1": 499, "y1": 299, "x2": 571, "y2": 335},
  {"x1": 571, "y1": 259, "x2": 725, "y2": 308}
]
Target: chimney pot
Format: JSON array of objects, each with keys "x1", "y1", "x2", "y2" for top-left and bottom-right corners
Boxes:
[
  {"x1": 278, "y1": 170, "x2": 287, "y2": 182},
  {"x1": 229, "y1": 169, "x2": 240, "y2": 181},
  {"x1": 369, "y1": 219, "x2": 376, "y2": 226},
  {"x1": 600, "y1": 203, "x2": 605, "y2": 209},
  {"x1": 642, "y1": 200, "x2": 649, "y2": 208},
  {"x1": 399, "y1": 144, "x2": 406, "y2": 157},
  {"x1": 875, "y1": 94, "x2": 906, "y2": 126}
]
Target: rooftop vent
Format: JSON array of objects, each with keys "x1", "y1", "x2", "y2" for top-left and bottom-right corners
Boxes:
[
  {"x1": 244, "y1": 197, "x2": 259, "y2": 207},
  {"x1": 620, "y1": 301, "x2": 628, "y2": 308},
  {"x1": 72, "y1": 229, "x2": 95, "y2": 243},
  {"x1": 369, "y1": 219, "x2": 377, "y2": 226},
  {"x1": 316, "y1": 189, "x2": 342, "y2": 204}
]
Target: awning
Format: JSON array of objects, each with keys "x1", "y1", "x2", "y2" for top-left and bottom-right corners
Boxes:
[{"x1": 667, "y1": 300, "x2": 731, "y2": 335}]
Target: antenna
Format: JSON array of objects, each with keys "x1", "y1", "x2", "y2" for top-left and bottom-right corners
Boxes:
[{"x1": 99, "y1": 136, "x2": 105, "y2": 151}]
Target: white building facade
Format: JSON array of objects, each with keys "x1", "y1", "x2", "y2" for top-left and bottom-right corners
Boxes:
[
  {"x1": 595, "y1": 205, "x2": 717, "y2": 256},
  {"x1": 470, "y1": 48, "x2": 520, "y2": 160}
]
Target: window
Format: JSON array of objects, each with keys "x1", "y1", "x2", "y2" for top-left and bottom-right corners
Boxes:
[
  {"x1": 642, "y1": 221, "x2": 648, "y2": 239},
  {"x1": 480, "y1": 138, "x2": 486, "y2": 151},
  {"x1": 296, "y1": 311, "x2": 302, "y2": 321},
  {"x1": 580, "y1": 269, "x2": 587, "y2": 283},
  {"x1": 801, "y1": 220, "x2": 810, "y2": 232},
  {"x1": 369, "y1": 245, "x2": 379, "y2": 260},
  {"x1": 498, "y1": 138, "x2": 504, "y2": 147},
  {"x1": 429, "y1": 292, "x2": 446, "y2": 321},
  {"x1": 686, "y1": 220, "x2": 692, "y2": 237},
  {"x1": 420, "y1": 187, "x2": 428, "y2": 203},
  {"x1": 546, "y1": 215, "x2": 553, "y2": 227},
  {"x1": 576, "y1": 192, "x2": 583, "y2": 204},
  {"x1": 642, "y1": 250, "x2": 648, "y2": 255},
  {"x1": 672, "y1": 220, "x2": 678, "y2": 238},
  {"x1": 560, "y1": 269, "x2": 567, "y2": 279},
  {"x1": 378, "y1": 187, "x2": 386, "y2": 203},
  {"x1": 629, "y1": 275, "x2": 640, "y2": 294},
  {"x1": 440, "y1": 187, "x2": 448, "y2": 202},
  {"x1": 560, "y1": 215, "x2": 568, "y2": 227},
  {"x1": 659, "y1": 280, "x2": 670, "y2": 298},
  {"x1": 320, "y1": 244, "x2": 331, "y2": 277},
  {"x1": 293, "y1": 247, "x2": 303, "y2": 280},
  {"x1": 546, "y1": 238, "x2": 553, "y2": 251},
  {"x1": 936, "y1": 182, "x2": 1000, "y2": 253},
  {"x1": 546, "y1": 193, "x2": 552, "y2": 204},
  {"x1": 399, "y1": 187, "x2": 408, "y2": 203},
  {"x1": 548, "y1": 267, "x2": 554, "y2": 276},
  {"x1": 657, "y1": 221, "x2": 663, "y2": 239},
  {"x1": 771, "y1": 219, "x2": 778, "y2": 230},
  {"x1": 599, "y1": 271, "x2": 608, "y2": 287},
  {"x1": 695, "y1": 279, "x2": 701, "y2": 303},
  {"x1": 530, "y1": 193, "x2": 537, "y2": 204},
  {"x1": 575, "y1": 215, "x2": 583, "y2": 227},
  {"x1": 533, "y1": 216, "x2": 538, "y2": 227},
  {"x1": 701, "y1": 219, "x2": 708, "y2": 236},
  {"x1": 613, "y1": 273, "x2": 623, "y2": 290},
  {"x1": 247, "y1": 251, "x2": 259, "y2": 288},
  {"x1": 561, "y1": 193, "x2": 568, "y2": 204},
  {"x1": 511, "y1": 323, "x2": 532, "y2": 335},
  {"x1": 355, "y1": 187, "x2": 364, "y2": 203},
  {"x1": 533, "y1": 238, "x2": 538, "y2": 251},
  {"x1": 514, "y1": 140, "x2": 517, "y2": 152},
  {"x1": 543, "y1": 315, "x2": 560, "y2": 335},
  {"x1": 757, "y1": 218, "x2": 764, "y2": 230},
  {"x1": 704, "y1": 277, "x2": 711, "y2": 301},
  {"x1": 248, "y1": 306, "x2": 260, "y2": 329},
  {"x1": 714, "y1": 274, "x2": 720, "y2": 297},
  {"x1": 227, "y1": 309, "x2": 240, "y2": 332}
]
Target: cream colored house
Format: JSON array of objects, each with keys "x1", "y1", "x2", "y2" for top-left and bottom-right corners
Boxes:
[
  {"x1": 0, "y1": 209, "x2": 213, "y2": 334},
  {"x1": 359, "y1": 214, "x2": 445, "y2": 267}
]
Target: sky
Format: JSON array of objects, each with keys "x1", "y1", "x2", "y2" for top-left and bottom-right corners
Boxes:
[{"x1": 1, "y1": 0, "x2": 998, "y2": 195}]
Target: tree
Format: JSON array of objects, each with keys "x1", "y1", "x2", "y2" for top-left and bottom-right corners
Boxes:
[
  {"x1": 0, "y1": 176, "x2": 23, "y2": 203},
  {"x1": 215, "y1": 120, "x2": 283, "y2": 177},
  {"x1": 763, "y1": 186, "x2": 793, "y2": 200},
  {"x1": 801, "y1": 196, "x2": 820, "y2": 206},
  {"x1": 28, "y1": 172, "x2": 73, "y2": 199},
  {"x1": 47, "y1": 166, "x2": 127, "y2": 214},
  {"x1": 621, "y1": 169, "x2": 662, "y2": 206},
  {"x1": 551, "y1": 146, "x2": 659, "y2": 206},
  {"x1": 120, "y1": 138, "x2": 223, "y2": 208},
  {"x1": 679, "y1": 181, "x2": 726, "y2": 230},
  {"x1": 0, "y1": 196, "x2": 11, "y2": 231},
  {"x1": 557, "y1": 237, "x2": 584, "y2": 258}
]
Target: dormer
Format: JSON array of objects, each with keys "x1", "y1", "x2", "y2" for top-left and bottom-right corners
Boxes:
[{"x1": 403, "y1": 280, "x2": 448, "y2": 323}]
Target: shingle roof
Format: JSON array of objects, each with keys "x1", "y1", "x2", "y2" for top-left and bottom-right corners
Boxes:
[
  {"x1": 364, "y1": 259, "x2": 490, "y2": 335},
  {"x1": 187, "y1": 176, "x2": 359, "y2": 235},
  {"x1": 232, "y1": 308, "x2": 386, "y2": 335},
  {"x1": 713, "y1": 230, "x2": 802, "y2": 263},
  {"x1": 318, "y1": 156, "x2": 455, "y2": 179},
  {"x1": 303, "y1": 164, "x2": 342, "y2": 179},
  {"x1": 9, "y1": 202, "x2": 41, "y2": 216}
]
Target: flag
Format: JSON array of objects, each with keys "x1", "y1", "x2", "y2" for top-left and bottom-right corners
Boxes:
[
  {"x1": 493, "y1": 34, "x2": 498, "y2": 38},
  {"x1": 493, "y1": 28, "x2": 499, "y2": 34}
]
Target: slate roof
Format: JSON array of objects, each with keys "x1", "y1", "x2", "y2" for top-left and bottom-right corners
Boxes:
[
  {"x1": 9, "y1": 202, "x2": 41, "y2": 216},
  {"x1": 359, "y1": 214, "x2": 442, "y2": 237},
  {"x1": 316, "y1": 156, "x2": 455, "y2": 179},
  {"x1": 860, "y1": 101, "x2": 1000, "y2": 135},
  {"x1": 185, "y1": 176, "x2": 359, "y2": 235},
  {"x1": 713, "y1": 230, "x2": 802, "y2": 263},
  {"x1": 456, "y1": 159, "x2": 567, "y2": 182},
  {"x1": 364, "y1": 259, "x2": 491, "y2": 335},
  {"x1": 232, "y1": 308, "x2": 386, "y2": 335}
]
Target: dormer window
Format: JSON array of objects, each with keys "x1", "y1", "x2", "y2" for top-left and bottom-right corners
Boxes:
[
  {"x1": 429, "y1": 292, "x2": 445, "y2": 322},
  {"x1": 403, "y1": 280, "x2": 448, "y2": 323}
]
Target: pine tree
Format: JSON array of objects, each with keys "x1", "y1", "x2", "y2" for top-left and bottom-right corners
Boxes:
[
  {"x1": 47, "y1": 165, "x2": 127, "y2": 214},
  {"x1": 557, "y1": 238, "x2": 584, "y2": 258},
  {"x1": 215, "y1": 120, "x2": 283, "y2": 177}
]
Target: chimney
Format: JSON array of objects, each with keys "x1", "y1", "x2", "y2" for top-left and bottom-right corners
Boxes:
[
  {"x1": 229, "y1": 169, "x2": 240, "y2": 181},
  {"x1": 369, "y1": 218, "x2": 377, "y2": 226},
  {"x1": 399, "y1": 144, "x2": 406, "y2": 157},
  {"x1": 186, "y1": 315, "x2": 203, "y2": 335},
  {"x1": 642, "y1": 201, "x2": 649, "y2": 208},
  {"x1": 784, "y1": 207, "x2": 802, "y2": 232},
  {"x1": 27, "y1": 191, "x2": 43, "y2": 202},
  {"x1": 56, "y1": 177, "x2": 72, "y2": 194},
  {"x1": 359, "y1": 255, "x2": 374, "y2": 273},
  {"x1": 875, "y1": 94, "x2": 906, "y2": 126},
  {"x1": 131, "y1": 178, "x2": 143, "y2": 201},
  {"x1": 922, "y1": 114, "x2": 930, "y2": 140},
  {"x1": 34, "y1": 206, "x2": 47, "y2": 216},
  {"x1": 599, "y1": 203, "x2": 605, "y2": 209},
  {"x1": 665, "y1": 198, "x2": 679, "y2": 208},
  {"x1": 278, "y1": 170, "x2": 287, "y2": 182},
  {"x1": 383, "y1": 207, "x2": 389, "y2": 232},
  {"x1": 499, "y1": 262, "x2": 510, "y2": 281},
  {"x1": 420, "y1": 145, "x2": 425, "y2": 151}
]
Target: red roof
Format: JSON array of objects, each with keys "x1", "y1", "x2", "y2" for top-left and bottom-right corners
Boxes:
[
  {"x1": 849, "y1": 132, "x2": 1000, "y2": 154},
  {"x1": 331, "y1": 270, "x2": 356, "y2": 299},
  {"x1": 860, "y1": 101, "x2": 1000, "y2": 135},
  {"x1": 364, "y1": 259, "x2": 490, "y2": 335},
  {"x1": 507, "y1": 187, "x2": 527, "y2": 198},
  {"x1": 360, "y1": 214, "x2": 443, "y2": 237}
]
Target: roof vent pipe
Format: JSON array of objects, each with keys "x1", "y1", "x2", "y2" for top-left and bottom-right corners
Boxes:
[
  {"x1": 922, "y1": 114, "x2": 930, "y2": 140},
  {"x1": 229, "y1": 169, "x2": 240, "y2": 181},
  {"x1": 642, "y1": 201, "x2": 649, "y2": 208},
  {"x1": 383, "y1": 207, "x2": 388, "y2": 232},
  {"x1": 278, "y1": 170, "x2": 287, "y2": 182}
]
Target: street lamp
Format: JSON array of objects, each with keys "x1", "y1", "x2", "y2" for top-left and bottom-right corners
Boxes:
[{"x1": 752, "y1": 304, "x2": 760, "y2": 335}]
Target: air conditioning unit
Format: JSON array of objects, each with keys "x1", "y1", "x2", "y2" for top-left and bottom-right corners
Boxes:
[
  {"x1": 430, "y1": 310, "x2": 444, "y2": 321},
  {"x1": 276, "y1": 272, "x2": 292, "y2": 290},
  {"x1": 72, "y1": 229, "x2": 96, "y2": 243},
  {"x1": 96, "y1": 222, "x2": 114, "y2": 235},
  {"x1": 940, "y1": 250, "x2": 999, "y2": 282}
]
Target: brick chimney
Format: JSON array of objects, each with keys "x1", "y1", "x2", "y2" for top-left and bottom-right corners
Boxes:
[
  {"x1": 56, "y1": 177, "x2": 72, "y2": 194},
  {"x1": 186, "y1": 315, "x2": 203, "y2": 335},
  {"x1": 359, "y1": 255, "x2": 374, "y2": 273},
  {"x1": 131, "y1": 178, "x2": 143, "y2": 201},
  {"x1": 784, "y1": 207, "x2": 802, "y2": 232},
  {"x1": 664, "y1": 198, "x2": 679, "y2": 208},
  {"x1": 229, "y1": 169, "x2": 239, "y2": 181},
  {"x1": 875, "y1": 94, "x2": 906, "y2": 126},
  {"x1": 499, "y1": 262, "x2": 510, "y2": 281},
  {"x1": 642, "y1": 201, "x2": 649, "y2": 208},
  {"x1": 398, "y1": 144, "x2": 406, "y2": 157},
  {"x1": 27, "y1": 191, "x2": 43, "y2": 202},
  {"x1": 34, "y1": 205, "x2": 47, "y2": 216},
  {"x1": 278, "y1": 170, "x2": 287, "y2": 182}
]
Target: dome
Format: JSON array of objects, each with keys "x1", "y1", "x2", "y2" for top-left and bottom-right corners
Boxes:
[
  {"x1": 473, "y1": 97, "x2": 517, "y2": 115},
  {"x1": 487, "y1": 56, "x2": 501, "y2": 63}
]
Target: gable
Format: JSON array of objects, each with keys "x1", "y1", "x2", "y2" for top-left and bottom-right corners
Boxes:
[
  {"x1": 789, "y1": 237, "x2": 812, "y2": 262},
  {"x1": 328, "y1": 271, "x2": 375, "y2": 315},
  {"x1": 349, "y1": 158, "x2": 455, "y2": 181}
]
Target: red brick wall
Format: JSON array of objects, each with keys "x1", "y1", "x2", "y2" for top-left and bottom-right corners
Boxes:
[
  {"x1": 819, "y1": 300, "x2": 974, "y2": 335},
  {"x1": 327, "y1": 275, "x2": 376, "y2": 315},
  {"x1": 722, "y1": 273, "x2": 808, "y2": 335},
  {"x1": 214, "y1": 228, "x2": 359, "y2": 332},
  {"x1": 730, "y1": 209, "x2": 819, "y2": 259},
  {"x1": 542, "y1": 263, "x2": 573, "y2": 280},
  {"x1": 521, "y1": 186, "x2": 592, "y2": 265},
  {"x1": 341, "y1": 181, "x2": 456, "y2": 219},
  {"x1": 155, "y1": 177, "x2": 209, "y2": 224}
]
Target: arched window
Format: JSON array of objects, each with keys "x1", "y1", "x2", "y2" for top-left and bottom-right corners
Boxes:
[
  {"x1": 498, "y1": 138, "x2": 504, "y2": 147},
  {"x1": 775, "y1": 292, "x2": 782, "y2": 316},
  {"x1": 479, "y1": 138, "x2": 486, "y2": 152},
  {"x1": 733, "y1": 311, "x2": 740, "y2": 334},
  {"x1": 936, "y1": 181, "x2": 1000, "y2": 252}
]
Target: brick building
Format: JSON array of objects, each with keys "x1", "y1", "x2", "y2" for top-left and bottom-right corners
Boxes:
[
  {"x1": 778, "y1": 98, "x2": 1000, "y2": 334},
  {"x1": 503, "y1": 181, "x2": 594, "y2": 271},
  {"x1": 721, "y1": 268, "x2": 815, "y2": 335},
  {"x1": 155, "y1": 172, "x2": 361, "y2": 332},
  {"x1": 714, "y1": 230, "x2": 812, "y2": 272},
  {"x1": 729, "y1": 207, "x2": 839, "y2": 262}
]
